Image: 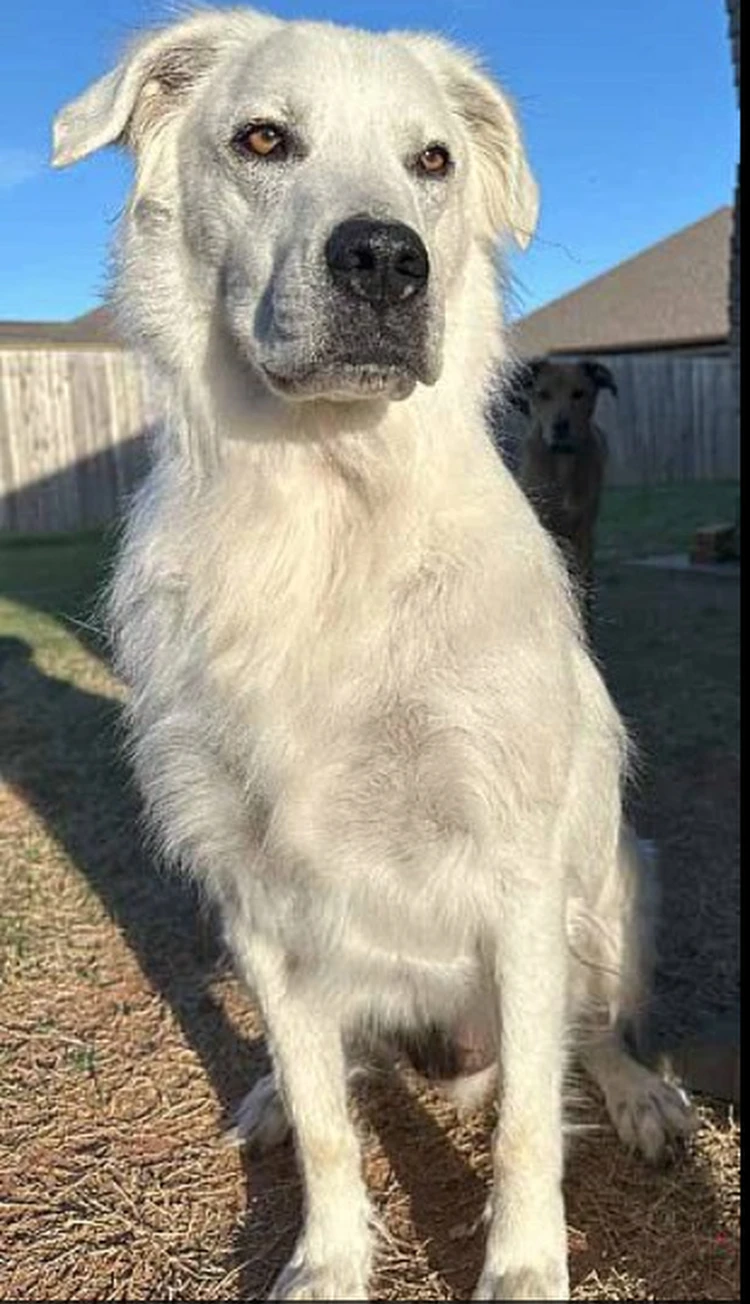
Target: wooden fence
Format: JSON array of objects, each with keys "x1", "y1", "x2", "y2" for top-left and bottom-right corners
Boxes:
[
  {"x1": 0, "y1": 343, "x2": 740, "y2": 534},
  {"x1": 495, "y1": 349, "x2": 740, "y2": 487},
  {"x1": 0, "y1": 347, "x2": 157, "y2": 534}
]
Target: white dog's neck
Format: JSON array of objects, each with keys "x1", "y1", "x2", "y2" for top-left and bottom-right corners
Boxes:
[{"x1": 161, "y1": 377, "x2": 485, "y2": 524}]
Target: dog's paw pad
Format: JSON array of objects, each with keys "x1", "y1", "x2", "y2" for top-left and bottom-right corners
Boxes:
[{"x1": 223, "y1": 1074, "x2": 291, "y2": 1154}]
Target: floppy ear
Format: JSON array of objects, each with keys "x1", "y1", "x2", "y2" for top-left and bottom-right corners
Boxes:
[
  {"x1": 447, "y1": 60, "x2": 539, "y2": 249},
  {"x1": 582, "y1": 360, "x2": 618, "y2": 396},
  {"x1": 400, "y1": 36, "x2": 539, "y2": 249},
  {"x1": 51, "y1": 9, "x2": 278, "y2": 167}
]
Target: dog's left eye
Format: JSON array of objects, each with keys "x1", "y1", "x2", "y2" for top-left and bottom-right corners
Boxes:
[
  {"x1": 571, "y1": 388, "x2": 585, "y2": 400},
  {"x1": 232, "y1": 122, "x2": 287, "y2": 159},
  {"x1": 416, "y1": 144, "x2": 452, "y2": 176}
]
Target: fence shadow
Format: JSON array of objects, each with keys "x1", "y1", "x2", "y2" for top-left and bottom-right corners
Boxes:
[{"x1": 0, "y1": 430, "x2": 151, "y2": 534}]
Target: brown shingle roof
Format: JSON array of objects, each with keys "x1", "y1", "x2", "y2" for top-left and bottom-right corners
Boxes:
[
  {"x1": 64, "y1": 306, "x2": 122, "y2": 345},
  {"x1": 510, "y1": 207, "x2": 732, "y2": 358},
  {"x1": 0, "y1": 305, "x2": 122, "y2": 349}
]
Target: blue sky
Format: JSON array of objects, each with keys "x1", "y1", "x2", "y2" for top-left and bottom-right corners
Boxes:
[{"x1": 0, "y1": 0, "x2": 738, "y2": 323}]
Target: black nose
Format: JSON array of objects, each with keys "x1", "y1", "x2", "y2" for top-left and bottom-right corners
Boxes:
[
  {"x1": 552, "y1": 418, "x2": 571, "y2": 443},
  {"x1": 325, "y1": 218, "x2": 429, "y2": 309}
]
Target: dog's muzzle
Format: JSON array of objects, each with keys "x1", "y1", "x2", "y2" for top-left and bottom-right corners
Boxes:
[
  {"x1": 257, "y1": 217, "x2": 438, "y2": 400},
  {"x1": 549, "y1": 419, "x2": 576, "y2": 455}
]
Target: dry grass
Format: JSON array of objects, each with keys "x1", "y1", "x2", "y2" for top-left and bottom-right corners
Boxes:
[{"x1": 0, "y1": 507, "x2": 740, "y2": 1300}]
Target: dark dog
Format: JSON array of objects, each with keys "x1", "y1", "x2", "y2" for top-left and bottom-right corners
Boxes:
[{"x1": 512, "y1": 357, "x2": 617, "y2": 624}]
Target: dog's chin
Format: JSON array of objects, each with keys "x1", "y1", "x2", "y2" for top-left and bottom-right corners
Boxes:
[{"x1": 261, "y1": 361, "x2": 421, "y2": 403}]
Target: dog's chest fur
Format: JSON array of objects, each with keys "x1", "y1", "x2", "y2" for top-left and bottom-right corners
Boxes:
[
  {"x1": 113, "y1": 437, "x2": 579, "y2": 1021},
  {"x1": 521, "y1": 433, "x2": 603, "y2": 536}
]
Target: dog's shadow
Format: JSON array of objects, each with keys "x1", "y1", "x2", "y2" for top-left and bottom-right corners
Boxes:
[{"x1": 0, "y1": 633, "x2": 732, "y2": 1300}]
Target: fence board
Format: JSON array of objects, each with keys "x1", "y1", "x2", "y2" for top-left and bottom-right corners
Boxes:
[{"x1": 0, "y1": 348, "x2": 158, "y2": 533}]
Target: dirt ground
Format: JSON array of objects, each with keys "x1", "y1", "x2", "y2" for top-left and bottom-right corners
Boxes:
[{"x1": 0, "y1": 521, "x2": 740, "y2": 1300}]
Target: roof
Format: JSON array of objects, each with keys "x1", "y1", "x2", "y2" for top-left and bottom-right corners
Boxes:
[
  {"x1": 64, "y1": 306, "x2": 122, "y2": 345},
  {"x1": 510, "y1": 207, "x2": 732, "y2": 358},
  {"x1": 0, "y1": 305, "x2": 122, "y2": 349}
]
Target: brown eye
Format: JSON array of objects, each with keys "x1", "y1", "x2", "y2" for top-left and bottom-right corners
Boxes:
[
  {"x1": 417, "y1": 143, "x2": 451, "y2": 176},
  {"x1": 233, "y1": 122, "x2": 286, "y2": 158}
]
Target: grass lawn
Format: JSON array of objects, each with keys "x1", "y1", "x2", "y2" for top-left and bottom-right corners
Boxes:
[
  {"x1": 597, "y1": 480, "x2": 740, "y2": 561},
  {"x1": 0, "y1": 481, "x2": 739, "y2": 1301}
]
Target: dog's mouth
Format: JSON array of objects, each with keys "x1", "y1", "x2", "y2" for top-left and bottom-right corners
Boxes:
[
  {"x1": 549, "y1": 439, "x2": 577, "y2": 456},
  {"x1": 261, "y1": 360, "x2": 425, "y2": 403},
  {"x1": 251, "y1": 284, "x2": 442, "y2": 403}
]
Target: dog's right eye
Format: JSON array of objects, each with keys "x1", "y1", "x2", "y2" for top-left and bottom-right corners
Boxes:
[
  {"x1": 537, "y1": 389, "x2": 552, "y2": 402},
  {"x1": 232, "y1": 122, "x2": 287, "y2": 159},
  {"x1": 416, "y1": 143, "x2": 452, "y2": 176}
]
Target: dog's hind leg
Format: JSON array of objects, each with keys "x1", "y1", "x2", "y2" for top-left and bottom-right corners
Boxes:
[
  {"x1": 224, "y1": 1072, "x2": 291, "y2": 1154},
  {"x1": 229, "y1": 930, "x2": 372, "y2": 1301},
  {"x1": 574, "y1": 828, "x2": 696, "y2": 1162},
  {"x1": 580, "y1": 1028, "x2": 695, "y2": 1163}
]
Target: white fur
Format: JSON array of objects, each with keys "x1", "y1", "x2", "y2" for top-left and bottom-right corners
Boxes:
[{"x1": 53, "y1": 8, "x2": 693, "y2": 1300}]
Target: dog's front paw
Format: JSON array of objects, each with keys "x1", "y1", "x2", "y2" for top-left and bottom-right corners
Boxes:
[
  {"x1": 268, "y1": 1251, "x2": 368, "y2": 1300},
  {"x1": 473, "y1": 1259, "x2": 569, "y2": 1301}
]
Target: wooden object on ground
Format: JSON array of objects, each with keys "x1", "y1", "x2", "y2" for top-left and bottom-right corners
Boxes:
[{"x1": 690, "y1": 522, "x2": 740, "y2": 565}]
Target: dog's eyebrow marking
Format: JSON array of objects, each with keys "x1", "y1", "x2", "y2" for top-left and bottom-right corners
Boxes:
[{"x1": 226, "y1": 90, "x2": 304, "y2": 129}]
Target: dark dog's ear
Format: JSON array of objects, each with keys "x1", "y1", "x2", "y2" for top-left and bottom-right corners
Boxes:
[
  {"x1": 582, "y1": 360, "x2": 618, "y2": 396},
  {"x1": 505, "y1": 357, "x2": 545, "y2": 413},
  {"x1": 523, "y1": 357, "x2": 547, "y2": 382}
]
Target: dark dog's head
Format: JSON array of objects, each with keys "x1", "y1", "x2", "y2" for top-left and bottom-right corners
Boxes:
[{"x1": 509, "y1": 357, "x2": 617, "y2": 453}]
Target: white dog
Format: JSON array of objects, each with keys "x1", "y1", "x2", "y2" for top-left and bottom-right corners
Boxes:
[{"x1": 53, "y1": 8, "x2": 693, "y2": 1299}]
